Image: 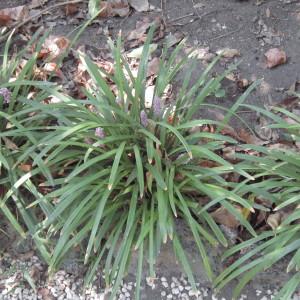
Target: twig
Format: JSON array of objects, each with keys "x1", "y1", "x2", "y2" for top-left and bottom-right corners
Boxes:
[
  {"x1": 0, "y1": 0, "x2": 86, "y2": 44},
  {"x1": 161, "y1": 0, "x2": 167, "y2": 28},
  {"x1": 209, "y1": 25, "x2": 244, "y2": 41},
  {"x1": 171, "y1": 8, "x2": 230, "y2": 26},
  {"x1": 168, "y1": 13, "x2": 194, "y2": 23}
]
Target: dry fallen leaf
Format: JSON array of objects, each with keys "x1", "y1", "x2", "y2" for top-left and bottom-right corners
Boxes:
[
  {"x1": 216, "y1": 48, "x2": 240, "y2": 59},
  {"x1": 147, "y1": 57, "x2": 160, "y2": 77},
  {"x1": 42, "y1": 36, "x2": 70, "y2": 60},
  {"x1": 127, "y1": 43, "x2": 157, "y2": 59},
  {"x1": 188, "y1": 47, "x2": 215, "y2": 62},
  {"x1": 29, "y1": 0, "x2": 48, "y2": 9},
  {"x1": 127, "y1": 17, "x2": 163, "y2": 43},
  {"x1": 145, "y1": 85, "x2": 155, "y2": 108},
  {"x1": 99, "y1": 0, "x2": 129, "y2": 18},
  {"x1": 128, "y1": 0, "x2": 149, "y2": 12},
  {"x1": 0, "y1": 5, "x2": 29, "y2": 22},
  {"x1": 18, "y1": 164, "x2": 32, "y2": 172},
  {"x1": 264, "y1": 48, "x2": 287, "y2": 68},
  {"x1": 211, "y1": 206, "x2": 242, "y2": 229},
  {"x1": 267, "y1": 212, "x2": 281, "y2": 230},
  {"x1": 3, "y1": 137, "x2": 18, "y2": 150},
  {"x1": 0, "y1": 14, "x2": 12, "y2": 26},
  {"x1": 65, "y1": 3, "x2": 79, "y2": 16}
]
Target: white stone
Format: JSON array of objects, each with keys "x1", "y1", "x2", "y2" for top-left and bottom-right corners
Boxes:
[
  {"x1": 161, "y1": 291, "x2": 166, "y2": 297},
  {"x1": 167, "y1": 294, "x2": 173, "y2": 299},
  {"x1": 172, "y1": 288, "x2": 179, "y2": 295},
  {"x1": 162, "y1": 282, "x2": 169, "y2": 288}
]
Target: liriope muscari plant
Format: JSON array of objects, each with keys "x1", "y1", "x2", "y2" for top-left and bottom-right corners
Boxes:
[{"x1": 24, "y1": 28, "x2": 261, "y2": 299}]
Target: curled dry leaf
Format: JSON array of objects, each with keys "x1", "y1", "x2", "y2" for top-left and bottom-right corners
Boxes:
[
  {"x1": 216, "y1": 48, "x2": 240, "y2": 59},
  {"x1": 264, "y1": 48, "x2": 287, "y2": 68},
  {"x1": 42, "y1": 36, "x2": 70, "y2": 61}
]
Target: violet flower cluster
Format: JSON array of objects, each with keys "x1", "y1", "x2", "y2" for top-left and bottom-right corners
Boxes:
[{"x1": 0, "y1": 88, "x2": 11, "y2": 104}]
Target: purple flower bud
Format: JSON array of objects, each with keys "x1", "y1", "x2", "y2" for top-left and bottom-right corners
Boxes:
[
  {"x1": 95, "y1": 127, "x2": 105, "y2": 139},
  {"x1": 0, "y1": 88, "x2": 11, "y2": 104},
  {"x1": 140, "y1": 110, "x2": 148, "y2": 127},
  {"x1": 153, "y1": 96, "x2": 162, "y2": 117}
]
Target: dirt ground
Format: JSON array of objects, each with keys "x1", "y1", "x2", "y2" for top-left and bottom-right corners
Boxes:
[{"x1": 1, "y1": 0, "x2": 300, "y2": 299}]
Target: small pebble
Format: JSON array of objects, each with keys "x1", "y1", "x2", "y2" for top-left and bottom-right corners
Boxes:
[{"x1": 172, "y1": 288, "x2": 179, "y2": 295}]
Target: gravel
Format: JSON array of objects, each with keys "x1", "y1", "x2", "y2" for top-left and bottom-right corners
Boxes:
[{"x1": 1, "y1": 251, "x2": 300, "y2": 300}]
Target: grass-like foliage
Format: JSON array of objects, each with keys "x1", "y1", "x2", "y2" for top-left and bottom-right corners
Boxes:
[
  {"x1": 25, "y1": 28, "x2": 262, "y2": 299},
  {"x1": 3, "y1": 26, "x2": 300, "y2": 299},
  {"x1": 0, "y1": 30, "x2": 54, "y2": 261},
  {"x1": 215, "y1": 98, "x2": 300, "y2": 300}
]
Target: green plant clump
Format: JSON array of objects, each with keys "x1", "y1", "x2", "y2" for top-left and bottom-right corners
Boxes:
[
  {"x1": 215, "y1": 102, "x2": 300, "y2": 300},
  {"x1": 0, "y1": 30, "x2": 53, "y2": 261},
  {"x1": 3, "y1": 26, "x2": 300, "y2": 300},
  {"x1": 24, "y1": 29, "x2": 262, "y2": 299}
]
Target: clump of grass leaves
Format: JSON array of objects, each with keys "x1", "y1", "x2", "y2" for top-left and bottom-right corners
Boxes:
[
  {"x1": 25, "y1": 27, "x2": 263, "y2": 299},
  {"x1": 0, "y1": 29, "x2": 53, "y2": 262},
  {"x1": 215, "y1": 97, "x2": 300, "y2": 300}
]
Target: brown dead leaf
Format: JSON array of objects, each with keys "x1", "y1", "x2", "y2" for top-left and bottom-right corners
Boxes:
[
  {"x1": 18, "y1": 164, "x2": 32, "y2": 172},
  {"x1": 237, "y1": 78, "x2": 250, "y2": 90},
  {"x1": 0, "y1": 14, "x2": 12, "y2": 26},
  {"x1": 188, "y1": 47, "x2": 215, "y2": 62},
  {"x1": 99, "y1": 0, "x2": 129, "y2": 18},
  {"x1": 237, "y1": 128, "x2": 265, "y2": 145},
  {"x1": 147, "y1": 57, "x2": 160, "y2": 77},
  {"x1": 278, "y1": 96, "x2": 299, "y2": 109},
  {"x1": 42, "y1": 36, "x2": 70, "y2": 61},
  {"x1": 128, "y1": 0, "x2": 149, "y2": 12},
  {"x1": 211, "y1": 206, "x2": 242, "y2": 229},
  {"x1": 267, "y1": 212, "x2": 281, "y2": 230},
  {"x1": 38, "y1": 288, "x2": 55, "y2": 300},
  {"x1": 29, "y1": 0, "x2": 48, "y2": 9},
  {"x1": 65, "y1": 3, "x2": 79, "y2": 16},
  {"x1": 216, "y1": 48, "x2": 240, "y2": 59},
  {"x1": 127, "y1": 17, "x2": 164, "y2": 47},
  {"x1": 3, "y1": 137, "x2": 18, "y2": 150},
  {"x1": 264, "y1": 48, "x2": 287, "y2": 68},
  {"x1": 0, "y1": 5, "x2": 29, "y2": 22}
]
